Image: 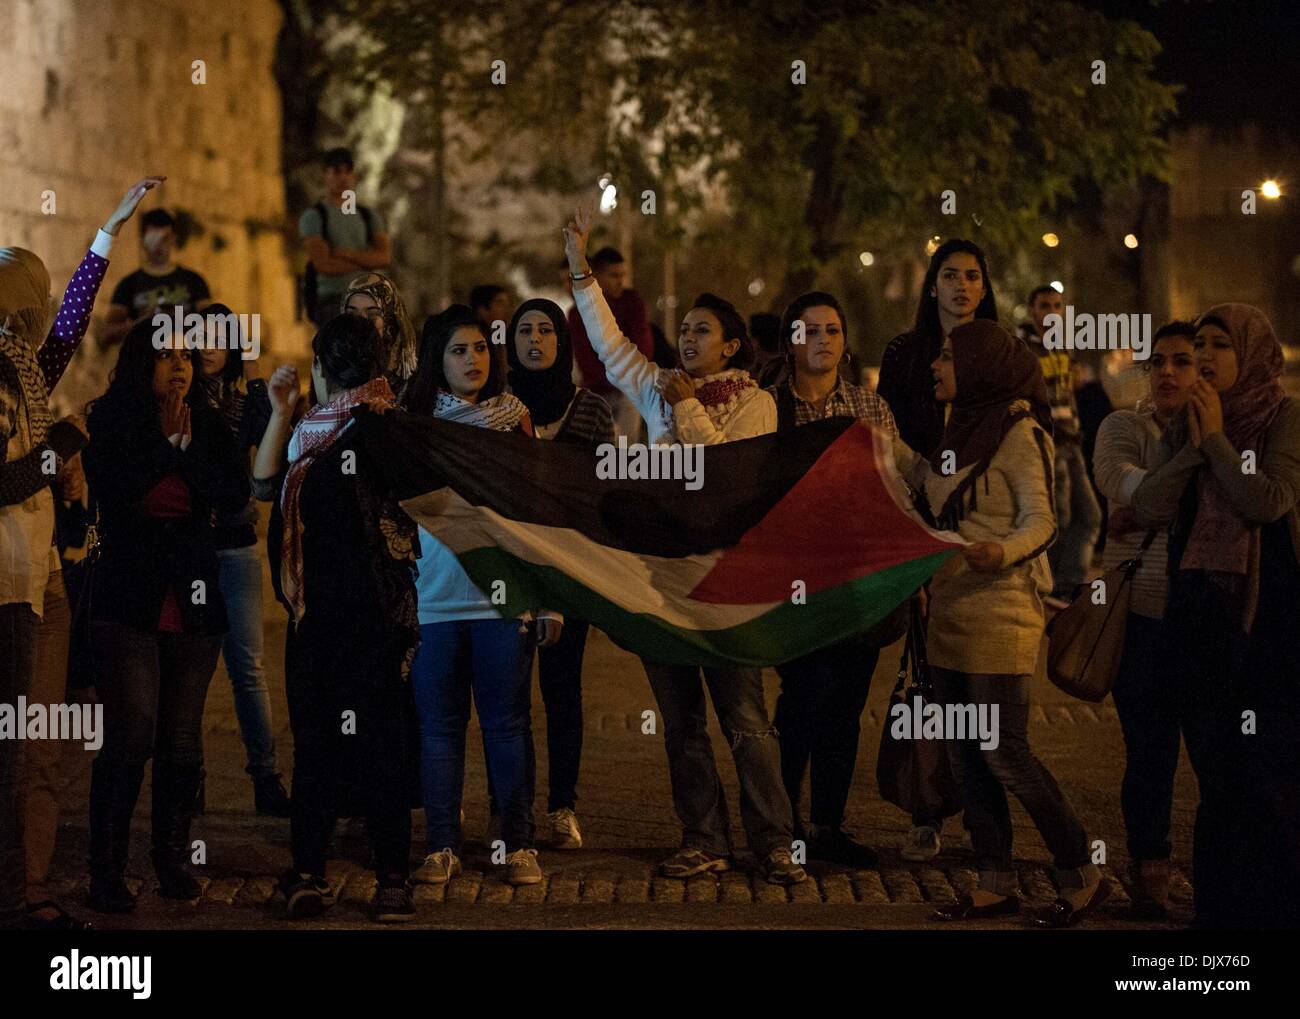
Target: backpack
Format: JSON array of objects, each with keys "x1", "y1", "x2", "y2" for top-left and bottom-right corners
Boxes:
[{"x1": 303, "y1": 201, "x2": 375, "y2": 312}]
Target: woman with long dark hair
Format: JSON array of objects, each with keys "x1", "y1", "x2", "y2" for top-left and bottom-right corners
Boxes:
[
  {"x1": 253, "y1": 314, "x2": 420, "y2": 923},
  {"x1": 877, "y1": 237, "x2": 997, "y2": 863},
  {"x1": 195, "y1": 305, "x2": 288, "y2": 816},
  {"x1": 563, "y1": 208, "x2": 803, "y2": 886},
  {"x1": 1126, "y1": 305, "x2": 1300, "y2": 928},
  {"x1": 406, "y1": 306, "x2": 559, "y2": 890},
  {"x1": 878, "y1": 239, "x2": 998, "y2": 458},
  {"x1": 82, "y1": 317, "x2": 249, "y2": 913},
  {"x1": 504, "y1": 298, "x2": 615, "y2": 850},
  {"x1": 889, "y1": 320, "x2": 1105, "y2": 926}
]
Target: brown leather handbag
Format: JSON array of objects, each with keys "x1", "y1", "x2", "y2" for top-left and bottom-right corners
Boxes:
[{"x1": 1045, "y1": 530, "x2": 1157, "y2": 702}]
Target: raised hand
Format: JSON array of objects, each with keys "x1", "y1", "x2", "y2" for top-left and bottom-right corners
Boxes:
[
  {"x1": 658, "y1": 368, "x2": 696, "y2": 405},
  {"x1": 562, "y1": 205, "x2": 593, "y2": 275},
  {"x1": 161, "y1": 389, "x2": 188, "y2": 438},
  {"x1": 267, "y1": 364, "x2": 302, "y2": 417},
  {"x1": 103, "y1": 176, "x2": 167, "y2": 236},
  {"x1": 1188, "y1": 378, "x2": 1222, "y2": 443}
]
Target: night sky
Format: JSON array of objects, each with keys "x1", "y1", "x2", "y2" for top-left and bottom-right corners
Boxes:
[{"x1": 1084, "y1": 0, "x2": 1300, "y2": 133}]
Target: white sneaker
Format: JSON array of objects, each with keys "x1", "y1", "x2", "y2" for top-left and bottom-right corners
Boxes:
[
  {"x1": 504, "y1": 848, "x2": 543, "y2": 886},
  {"x1": 412, "y1": 848, "x2": 461, "y2": 885},
  {"x1": 547, "y1": 808, "x2": 583, "y2": 850},
  {"x1": 901, "y1": 826, "x2": 941, "y2": 862}
]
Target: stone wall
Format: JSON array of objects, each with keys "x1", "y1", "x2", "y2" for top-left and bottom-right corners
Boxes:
[{"x1": 0, "y1": 0, "x2": 308, "y2": 363}]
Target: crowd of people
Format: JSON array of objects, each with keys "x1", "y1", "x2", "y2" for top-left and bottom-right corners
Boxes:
[{"x1": 1, "y1": 154, "x2": 1297, "y2": 932}]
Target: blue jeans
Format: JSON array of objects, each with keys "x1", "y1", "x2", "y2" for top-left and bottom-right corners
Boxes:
[
  {"x1": 216, "y1": 545, "x2": 278, "y2": 778},
  {"x1": 412, "y1": 618, "x2": 536, "y2": 851}
]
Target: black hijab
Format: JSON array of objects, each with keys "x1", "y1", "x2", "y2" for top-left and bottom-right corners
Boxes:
[{"x1": 505, "y1": 298, "x2": 577, "y2": 427}]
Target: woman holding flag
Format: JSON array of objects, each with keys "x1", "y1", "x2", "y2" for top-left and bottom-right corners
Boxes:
[{"x1": 562, "y1": 208, "x2": 804, "y2": 886}]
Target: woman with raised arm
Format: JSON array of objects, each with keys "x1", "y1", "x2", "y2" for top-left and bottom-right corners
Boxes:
[
  {"x1": 256, "y1": 315, "x2": 421, "y2": 924},
  {"x1": 2, "y1": 176, "x2": 162, "y2": 930},
  {"x1": 889, "y1": 320, "x2": 1106, "y2": 927},
  {"x1": 563, "y1": 208, "x2": 803, "y2": 886}
]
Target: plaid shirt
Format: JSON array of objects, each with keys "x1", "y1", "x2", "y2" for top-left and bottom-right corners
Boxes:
[{"x1": 767, "y1": 376, "x2": 899, "y2": 437}]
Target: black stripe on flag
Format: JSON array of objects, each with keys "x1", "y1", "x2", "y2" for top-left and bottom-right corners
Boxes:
[{"x1": 356, "y1": 409, "x2": 856, "y2": 558}]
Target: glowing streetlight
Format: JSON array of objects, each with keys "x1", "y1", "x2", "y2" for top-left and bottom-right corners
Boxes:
[
  {"x1": 1124, "y1": 233, "x2": 1139, "y2": 249},
  {"x1": 858, "y1": 251, "x2": 875, "y2": 266},
  {"x1": 1042, "y1": 232, "x2": 1060, "y2": 248},
  {"x1": 1261, "y1": 179, "x2": 1282, "y2": 199},
  {"x1": 748, "y1": 278, "x2": 764, "y2": 296}
]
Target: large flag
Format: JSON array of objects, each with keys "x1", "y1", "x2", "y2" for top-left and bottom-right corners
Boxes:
[{"x1": 357, "y1": 410, "x2": 963, "y2": 667}]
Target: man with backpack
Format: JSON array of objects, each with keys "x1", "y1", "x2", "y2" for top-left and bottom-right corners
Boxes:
[{"x1": 299, "y1": 148, "x2": 392, "y2": 326}]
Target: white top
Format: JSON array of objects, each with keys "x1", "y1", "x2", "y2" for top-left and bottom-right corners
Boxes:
[{"x1": 572, "y1": 282, "x2": 775, "y2": 446}]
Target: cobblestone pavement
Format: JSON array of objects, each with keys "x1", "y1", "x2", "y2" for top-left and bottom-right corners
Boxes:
[{"x1": 41, "y1": 555, "x2": 1199, "y2": 929}]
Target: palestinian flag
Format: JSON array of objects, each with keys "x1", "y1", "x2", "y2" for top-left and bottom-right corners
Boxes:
[{"x1": 357, "y1": 410, "x2": 963, "y2": 667}]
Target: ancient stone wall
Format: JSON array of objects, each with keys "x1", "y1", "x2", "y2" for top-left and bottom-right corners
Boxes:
[{"x1": 0, "y1": 0, "x2": 308, "y2": 362}]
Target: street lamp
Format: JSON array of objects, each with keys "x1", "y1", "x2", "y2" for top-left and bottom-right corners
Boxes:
[
  {"x1": 1042, "y1": 232, "x2": 1060, "y2": 248},
  {"x1": 1124, "y1": 234, "x2": 1139, "y2": 249},
  {"x1": 1261, "y1": 179, "x2": 1282, "y2": 199}
]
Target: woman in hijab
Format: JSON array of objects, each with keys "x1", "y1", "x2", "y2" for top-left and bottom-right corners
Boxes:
[
  {"x1": 1127, "y1": 304, "x2": 1300, "y2": 928},
  {"x1": 1, "y1": 176, "x2": 160, "y2": 929},
  {"x1": 890, "y1": 319, "x2": 1107, "y2": 927},
  {"x1": 341, "y1": 271, "x2": 420, "y2": 398},
  {"x1": 504, "y1": 299, "x2": 614, "y2": 851}
]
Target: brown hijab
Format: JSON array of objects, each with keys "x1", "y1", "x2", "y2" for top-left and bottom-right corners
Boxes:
[
  {"x1": 929, "y1": 319, "x2": 1051, "y2": 471},
  {"x1": 1180, "y1": 304, "x2": 1286, "y2": 587}
]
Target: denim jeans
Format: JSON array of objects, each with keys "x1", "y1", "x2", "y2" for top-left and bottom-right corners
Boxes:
[
  {"x1": 641, "y1": 659, "x2": 793, "y2": 860},
  {"x1": 1048, "y1": 441, "x2": 1103, "y2": 594},
  {"x1": 537, "y1": 618, "x2": 588, "y2": 812},
  {"x1": 931, "y1": 669, "x2": 1096, "y2": 895},
  {"x1": 216, "y1": 545, "x2": 278, "y2": 778},
  {"x1": 775, "y1": 637, "x2": 879, "y2": 830},
  {"x1": 412, "y1": 618, "x2": 536, "y2": 852},
  {"x1": 1111, "y1": 612, "x2": 1183, "y2": 861},
  {"x1": 0, "y1": 603, "x2": 37, "y2": 928}
]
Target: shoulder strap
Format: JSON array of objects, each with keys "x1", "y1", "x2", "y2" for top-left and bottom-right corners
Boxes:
[
  {"x1": 314, "y1": 202, "x2": 329, "y2": 246},
  {"x1": 775, "y1": 383, "x2": 797, "y2": 433}
]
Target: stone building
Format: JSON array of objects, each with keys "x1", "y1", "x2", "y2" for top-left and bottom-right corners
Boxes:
[{"x1": 0, "y1": 0, "x2": 308, "y2": 367}]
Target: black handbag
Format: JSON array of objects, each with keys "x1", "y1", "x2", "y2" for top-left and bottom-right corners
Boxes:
[
  {"x1": 63, "y1": 520, "x2": 100, "y2": 692},
  {"x1": 875, "y1": 600, "x2": 961, "y2": 820}
]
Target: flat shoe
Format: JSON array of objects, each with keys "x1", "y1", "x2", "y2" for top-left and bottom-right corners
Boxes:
[
  {"x1": 932, "y1": 893, "x2": 1020, "y2": 921},
  {"x1": 1036, "y1": 880, "x2": 1111, "y2": 928},
  {"x1": 25, "y1": 900, "x2": 92, "y2": 931}
]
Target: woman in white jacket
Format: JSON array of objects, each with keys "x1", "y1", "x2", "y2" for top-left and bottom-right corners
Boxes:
[{"x1": 561, "y1": 209, "x2": 803, "y2": 886}]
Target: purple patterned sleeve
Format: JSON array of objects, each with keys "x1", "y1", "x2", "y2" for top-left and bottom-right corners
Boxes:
[{"x1": 37, "y1": 248, "x2": 110, "y2": 391}]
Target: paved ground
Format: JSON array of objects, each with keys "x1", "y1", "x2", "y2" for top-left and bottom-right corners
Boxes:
[{"x1": 40, "y1": 553, "x2": 1199, "y2": 930}]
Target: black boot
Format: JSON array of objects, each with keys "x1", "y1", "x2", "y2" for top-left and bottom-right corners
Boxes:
[
  {"x1": 88, "y1": 755, "x2": 145, "y2": 913},
  {"x1": 151, "y1": 760, "x2": 204, "y2": 900},
  {"x1": 253, "y1": 773, "x2": 291, "y2": 817}
]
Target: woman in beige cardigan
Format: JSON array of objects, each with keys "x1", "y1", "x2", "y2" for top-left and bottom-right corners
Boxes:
[{"x1": 892, "y1": 320, "x2": 1107, "y2": 926}]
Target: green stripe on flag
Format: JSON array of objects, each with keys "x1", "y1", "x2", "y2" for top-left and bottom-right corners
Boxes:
[{"x1": 457, "y1": 546, "x2": 956, "y2": 667}]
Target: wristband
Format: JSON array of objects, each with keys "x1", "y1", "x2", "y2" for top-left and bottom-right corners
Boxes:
[{"x1": 569, "y1": 269, "x2": 594, "y2": 281}]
